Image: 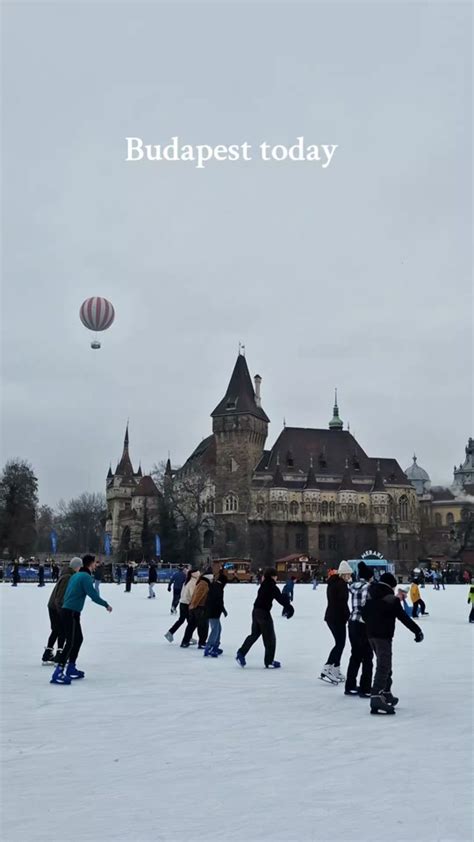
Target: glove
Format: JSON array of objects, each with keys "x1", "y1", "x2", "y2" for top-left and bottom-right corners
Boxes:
[
  {"x1": 223, "y1": 609, "x2": 228, "y2": 618},
  {"x1": 414, "y1": 630, "x2": 424, "y2": 643},
  {"x1": 167, "y1": 585, "x2": 171, "y2": 592},
  {"x1": 283, "y1": 604, "x2": 294, "y2": 619}
]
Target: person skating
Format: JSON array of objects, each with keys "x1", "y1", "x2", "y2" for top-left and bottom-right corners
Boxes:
[
  {"x1": 281, "y1": 576, "x2": 296, "y2": 614},
  {"x1": 38, "y1": 559, "x2": 45, "y2": 587},
  {"x1": 361, "y1": 572, "x2": 423, "y2": 714},
  {"x1": 42, "y1": 558, "x2": 82, "y2": 664},
  {"x1": 204, "y1": 572, "x2": 228, "y2": 657},
  {"x1": 410, "y1": 580, "x2": 429, "y2": 618},
  {"x1": 320, "y1": 560, "x2": 352, "y2": 684},
  {"x1": 50, "y1": 555, "x2": 112, "y2": 685},
  {"x1": 93, "y1": 561, "x2": 103, "y2": 595},
  {"x1": 181, "y1": 569, "x2": 213, "y2": 648},
  {"x1": 11, "y1": 560, "x2": 20, "y2": 587},
  {"x1": 164, "y1": 569, "x2": 199, "y2": 643},
  {"x1": 168, "y1": 565, "x2": 186, "y2": 613},
  {"x1": 236, "y1": 568, "x2": 294, "y2": 668},
  {"x1": 148, "y1": 561, "x2": 158, "y2": 598},
  {"x1": 468, "y1": 586, "x2": 474, "y2": 623},
  {"x1": 344, "y1": 561, "x2": 373, "y2": 697},
  {"x1": 124, "y1": 561, "x2": 134, "y2": 592},
  {"x1": 115, "y1": 564, "x2": 122, "y2": 585},
  {"x1": 396, "y1": 586, "x2": 413, "y2": 617},
  {"x1": 51, "y1": 561, "x2": 59, "y2": 583}
]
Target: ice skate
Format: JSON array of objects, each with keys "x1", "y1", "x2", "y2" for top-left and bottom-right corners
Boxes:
[
  {"x1": 384, "y1": 691, "x2": 399, "y2": 706},
  {"x1": 319, "y1": 664, "x2": 339, "y2": 685},
  {"x1": 66, "y1": 663, "x2": 85, "y2": 680},
  {"x1": 344, "y1": 687, "x2": 359, "y2": 696},
  {"x1": 189, "y1": 638, "x2": 198, "y2": 646},
  {"x1": 164, "y1": 632, "x2": 173, "y2": 643},
  {"x1": 236, "y1": 651, "x2": 246, "y2": 667},
  {"x1": 370, "y1": 693, "x2": 396, "y2": 715},
  {"x1": 265, "y1": 660, "x2": 281, "y2": 669},
  {"x1": 50, "y1": 665, "x2": 72, "y2": 685},
  {"x1": 42, "y1": 647, "x2": 54, "y2": 664},
  {"x1": 53, "y1": 649, "x2": 63, "y2": 664},
  {"x1": 332, "y1": 666, "x2": 345, "y2": 683},
  {"x1": 203, "y1": 645, "x2": 218, "y2": 657}
]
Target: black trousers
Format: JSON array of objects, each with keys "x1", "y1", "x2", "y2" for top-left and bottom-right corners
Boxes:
[
  {"x1": 326, "y1": 620, "x2": 347, "y2": 667},
  {"x1": 171, "y1": 589, "x2": 181, "y2": 611},
  {"x1": 239, "y1": 608, "x2": 276, "y2": 666},
  {"x1": 412, "y1": 599, "x2": 426, "y2": 618},
  {"x1": 47, "y1": 607, "x2": 65, "y2": 650},
  {"x1": 345, "y1": 621, "x2": 373, "y2": 693},
  {"x1": 169, "y1": 603, "x2": 189, "y2": 635},
  {"x1": 59, "y1": 609, "x2": 83, "y2": 666},
  {"x1": 369, "y1": 637, "x2": 393, "y2": 694},
  {"x1": 125, "y1": 578, "x2": 132, "y2": 592},
  {"x1": 182, "y1": 607, "x2": 209, "y2": 646}
]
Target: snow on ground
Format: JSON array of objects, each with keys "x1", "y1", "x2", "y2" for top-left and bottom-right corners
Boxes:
[{"x1": 0, "y1": 583, "x2": 472, "y2": 842}]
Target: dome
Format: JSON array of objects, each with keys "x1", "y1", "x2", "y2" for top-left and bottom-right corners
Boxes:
[{"x1": 405, "y1": 454, "x2": 430, "y2": 481}]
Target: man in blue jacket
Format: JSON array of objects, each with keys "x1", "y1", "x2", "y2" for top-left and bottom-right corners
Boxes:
[
  {"x1": 50, "y1": 554, "x2": 112, "y2": 685},
  {"x1": 168, "y1": 566, "x2": 186, "y2": 614}
]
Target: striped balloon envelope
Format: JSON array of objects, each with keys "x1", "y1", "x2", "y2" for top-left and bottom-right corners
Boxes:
[{"x1": 80, "y1": 297, "x2": 115, "y2": 331}]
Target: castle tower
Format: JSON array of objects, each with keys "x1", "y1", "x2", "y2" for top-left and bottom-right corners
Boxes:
[
  {"x1": 105, "y1": 424, "x2": 139, "y2": 547},
  {"x1": 329, "y1": 389, "x2": 344, "y2": 430},
  {"x1": 211, "y1": 351, "x2": 269, "y2": 557}
]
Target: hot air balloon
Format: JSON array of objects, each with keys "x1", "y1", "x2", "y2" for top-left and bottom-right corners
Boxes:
[{"x1": 79, "y1": 297, "x2": 115, "y2": 349}]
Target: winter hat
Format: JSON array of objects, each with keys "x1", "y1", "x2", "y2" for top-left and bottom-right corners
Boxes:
[
  {"x1": 264, "y1": 567, "x2": 278, "y2": 579},
  {"x1": 398, "y1": 585, "x2": 409, "y2": 594},
  {"x1": 357, "y1": 561, "x2": 371, "y2": 580},
  {"x1": 69, "y1": 557, "x2": 82, "y2": 571},
  {"x1": 337, "y1": 560, "x2": 352, "y2": 576},
  {"x1": 380, "y1": 572, "x2": 397, "y2": 589}
]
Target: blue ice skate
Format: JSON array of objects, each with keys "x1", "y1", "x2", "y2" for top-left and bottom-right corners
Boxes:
[
  {"x1": 265, "y1": 661, "x2": 281, "y2": 669},
  {"x1": 50, "y1": 665, "x2": 72, "y2": 685},
  {"x1": 66, "y1": 663, "x2": 85, "y2": 680},
  {"x1": 236, "y1": 651, "x2": 246, "y2": 667},
  {"x1": 203, "y1": 645, "x2": 218, "y2": 657}
]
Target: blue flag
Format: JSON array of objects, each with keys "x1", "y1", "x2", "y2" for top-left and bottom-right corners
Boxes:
[
  {"x1": 104, "y1": 533, "x2": 112, "y2": 556},
  {"x1": 50, "y1": 530, "x2": 58, "y2": 554},
  {"x1": 155, "y1": 534, "x2": 161, "y2": 558}
]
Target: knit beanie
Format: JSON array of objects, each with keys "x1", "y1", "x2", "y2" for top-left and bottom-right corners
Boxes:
[
  {"x1": 69, "y1": 557, "x2": 82, "y2": 570},
  {"x1": 338, "y1": 560, "x2": 352, "y2": 576},
  {"x1": 357, "y1": 561, "x2": 371, "y2": 580},
  {"x1": 380, "y1": 572, "x2": 397, "y2": 589}
]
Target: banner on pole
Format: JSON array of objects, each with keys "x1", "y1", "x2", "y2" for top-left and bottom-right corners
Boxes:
[
  {"x1": 104, "y1": 533, "x2": 112, "y2": 556},
  {"x1": 155, "y1": 534, "x2": 161, "y2": 558},
  {"x1": 50, "y1": 530, "x2": 58, "y2": 554}
]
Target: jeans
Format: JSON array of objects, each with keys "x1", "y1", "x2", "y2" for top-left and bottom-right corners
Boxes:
[
  {"x1": 47, "y1": 607, "x2": 65, "y2": 651},
  {"x1": 59, "y1": 609, "x2": 83, "y2": 667},
  {"x1": 345, "y1": 621, "x2": 373, "y2": 694},
  {"x1": 239, "y1": 608, "x2": 276, "y2": 667},
  {"x1": 207, "y1": 618, "x2": 222, "y2": 649},
  {"x1": 93, "y1": 580, "x2": 101, "y2": 595},
  {"x1": 369, "y1": 637, "x2": 393, "y2": 694},
  {"x1": 326, "y1": 621, "x2": 347, "y2": 667},
  {"x1": 148, "y1": 583, "x2": 155, "y2": 597}
]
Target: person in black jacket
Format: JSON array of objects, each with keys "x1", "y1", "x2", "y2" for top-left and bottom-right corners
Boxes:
[
  {"x1": 148, "y1": 561, "x2": 158, "y2": 599},
  {"x1": 236, "y1": 568, "x2": 294, "y2": 668},
  {"x1": 204, "y1": 572, "x2": 228, "y2": 657},
  {"x1": 125, "y1": 562, "x2": 134, "y2": 592},
  {"x1": 320, "y1": 560, "x2": 352, "y2": 684},
  {"x1": 361, "y1": 572, "x2": 424, "y2": 715}
]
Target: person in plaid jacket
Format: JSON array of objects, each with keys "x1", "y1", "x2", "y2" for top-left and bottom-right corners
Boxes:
[{"x1": 344, "y1": 561, "x2": 373, "y2": 697}]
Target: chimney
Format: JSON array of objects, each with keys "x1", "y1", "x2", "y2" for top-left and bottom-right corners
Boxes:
[{"x1": 254, "y1": 374, "x2": 262, "y2": 407}]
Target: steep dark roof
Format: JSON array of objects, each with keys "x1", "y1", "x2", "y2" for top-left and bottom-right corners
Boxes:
[
  {"x1": 304, "y1": 457, "x2": 319, "y2": 489},
  {"x1": 116, "y1": 423, "x2": 135, "y2": 477},
  {"x1": 132, "y1": 475, "x2": 161, "y2": 498},
  {"x1": 373, "y1": 458, "x2": 411, "y2": 486},
  {"x1": 266, "y1": 428, "x2": 369, "y2": 476},
  {"x1": 371, "y1": 463, "x2": 386, "y2": 492},
  {"x1": 272, "y1": 455, "x2": 284, "y2": 487},
  {"x1": 211, "y1": 354, "x2": 269, "y2": 422},
  {"x1": 182, "y1": 435, "x2": 216, "y2": 473},
  {"x1": 338, "y1": 460, "x2": 357, "y2": 491},
  {"x1": 430, "y1": 486, "x2": 456, "y2": 501}
]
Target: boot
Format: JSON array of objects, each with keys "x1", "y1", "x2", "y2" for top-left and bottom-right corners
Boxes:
[
  {"x1": 164, "y1": 632, "x2": 173, "y2": 643},
  {"x1": 66, "y1": 663, "x2": 85, "y2": 680},
  {"x1": 384, "y1": 691, "x2": 399, "y2": 706},
  {"x1": 42, "y1": 647, "x2": 54, "y2": 664},
  {"x1": 265, "y1": 660, "x2": 281, "y2": 669},
  {"x1": 50, "y1": 665, "x2": 72, "y2": 685},
  {"x1": 203, "y1": 645, "x2": 218, "y2": 657},
  {"x1": 53, "y1": 649, "x2": 63, "y2": 664},
  {"x1": 236, "y1": 651, "x2": 246, "y2": 667},
  {"x1": 370, "y1": 692, "x2": 396, "y2": 715}
]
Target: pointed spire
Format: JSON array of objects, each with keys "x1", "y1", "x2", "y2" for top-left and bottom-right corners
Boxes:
[
  {"x1": 413, "y1": 453, "x2": 417, "y2": 464},
  {"x1": 124, "y1": 421, "x2": 129, "y2": 450},
  {"x1": 211, "y1": 353, "x2": 269, "y2": 421},
  {"x1": 329, "y1": 388, "x2": 344, "y2": 430},
  {"x1": 272, "y1": 452, "x2": 284, "y2": 487},
  {"x1": 304, "y1": 455, "x2": 318, "y2": 489},
  {"x1": 116, "y1": 423, "x2": 134, "y2": 477},
  {"x1": 339, "y1": 457, "x2": 355, "y2": 490},
  {"x1": 136, "y1": 462, "x2": 143, "y2": 477},
  {"x1": 371, "y1": 460, "x2": 386, "y2": 492},
  {"x1": 165, "y1": 457, "x2": 172, "y2": 477},
  {"x1": 107, "y1": 464, "x2": 113, "y2": 479}
]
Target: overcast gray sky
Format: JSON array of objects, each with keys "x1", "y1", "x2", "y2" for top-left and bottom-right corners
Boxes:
[{"x1": 2, "y1": 2, "x2": 472, "y2": 506}]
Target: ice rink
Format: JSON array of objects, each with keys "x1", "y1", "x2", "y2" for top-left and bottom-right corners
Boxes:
[{"x1": 1, "y1": 582, "x2": 472, "y2": 842}]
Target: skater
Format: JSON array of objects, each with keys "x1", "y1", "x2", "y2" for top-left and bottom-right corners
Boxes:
[
  {"x1": 344, "y1": 561, "x2": 373, "y2": 697},
  {"x1": 361, "y1": 572, "x2": 423, "y2": 714},
  {"x1": 51, "y1": 561, "x2": 59, "y2": 583},
  {"x1": 410, "y1": 580, "x2": 429, "y2": 618},
  {"x1": 148, "y1": 560, "x2": 158, "y2": 598},
  {"x1": 38, "y1": 559, "x2": 45, "y2": 587},
  {"x1": 168, "y1": 565, "x2": 186, "y2": 613},
  {"x1": 93, "y1": 561, "x2": 103, "y2": 595},
  {"x1": 42, "y1": 558, "x2": 82, "y2": 664},
  {"x1": 164, "y1": 569, "x2": 199, "y2": 642},
  {"x1": 125, "y1": 561, "x2": 134, "y2": 592},
  {"x1": 440, "y1": 568, "x2": 446, "y2": 590},
  {"x1": 11, "y1": 560, "x2": 20, "y2": 587},
  {"x1": 281, "y1": 576, "x2": 296, "y2": 614},
  {"x1": 181, "y1": 569, "x2": 214, "y2": 648},
  {"x1": 312, "y1": 575, "x2": 319, "y2": 590},
  {"x1": 115, "y1": 564, "x2": 122, "y2": 585},
  {"x1": 468, "y1": 585, "x2": 474, "y2": 623},
  {"x1": 396, "y1": 586, "x2": 413, "y2": 617},
  {"x1": 320, "y1": 560, "x2": 352, "y2": 685},
  {"x1": 236, "y1": 567, "x2": 294, "y2": 669},
  {"x1": 51, "y1": 555, "x2": 113, "y2": 685},
  {"x1": 204, "y1": 571, "x2": 228, "y2": 657}
]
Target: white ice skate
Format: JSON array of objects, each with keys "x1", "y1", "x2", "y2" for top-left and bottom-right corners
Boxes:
[
  {"x1": 319, "y1": 664, "x2": 339, "y2": 685},
  {"x1": 332, "y1": 666, "x2": 345, "y2": 683}
]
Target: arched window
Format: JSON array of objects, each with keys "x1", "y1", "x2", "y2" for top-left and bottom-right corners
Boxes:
[
  {"x1": 359, "y1": 503, "x2": 367, "y2": 519},
  {"x1": 224, "y1": 494, "x2": 238, "y2": 513},
  {"x1": 305, "y1": 502, "x2": 311, "y2": 512},
  {"x1": 203, "y1": 529, "x2": 214, "y2": 548},
  {"x1": 328, "y1": 535, "x2": 337, "y2": 550},
  {"x1": 399, "y1": 495, "x2": 409, "y2": 521},
  {"x1": 329, "y1": 501, "x2": 336, "y2": 517},
  {"x1": 205, "y1": 498, "x2": 214, "y2": 514},
  {"x1": 434, "y1": 512, "x2": 442, "y2": 527},
  {"x1": 225, "y1": 523, "x2": 237, "y2": 543},
  {"x1": 271, "y1": 502, "x2": 277, "y2": 513},
  {"x1": 311, "y1": 502, "x2": 318, "y2": 513},
  {"x1": 256, "y1": 501, "x2": 265, "y2": 515},
  {"x1": 446, "y1": 512, "x2": 454, "y2": 525},
  {"x1": 290, "y1": 501, "x2": 299, "y2": 516},
  {"x1": 321, "y1": 501, "x2": 329, "y2": 518}
]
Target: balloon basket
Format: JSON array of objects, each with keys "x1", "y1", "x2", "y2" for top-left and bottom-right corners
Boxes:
[{"x1": 91, "y1": 340, "x2": 101, "y2": 350}]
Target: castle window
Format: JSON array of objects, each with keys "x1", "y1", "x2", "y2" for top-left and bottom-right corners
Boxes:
[
  {"x1": 290, "y1": 501, "x2": 299, "y2": 517},
  {"x1": 203, "y1": 529, "x2": 214, "y2": 548},
  {"x1": 286, "y1": 452, "x2": 294, "y2": 468},
  {"x1": 224, "y1": 494, "x2": 238, "y2": 513},
  {"x1": 311, "y1": 503, "x2": 318, "y2": 513},
  {"x1": 271, "y1": 502, "x2": 277, "y2": 513},
  {"x1": 321, "y1": 501, "x2": 329, "y2": 518},
  {"x1": 319, "y1": 534, "x2": 326, "y2": 550},
  {"x1": 256, "y1": 502, "x2": 265, "y2": 515},
  {"x1": 295, "y1": 533, "x2": 304, "y2": 549},
  {"x1": 329, "y1": 501, "x2": 335, "y2": 517},
  {"x1": 205, "y1": 498, "x2": 214, "y2": 514},
  {"x1": 399, "y1": 495, "x2": 409, "y2": 521},
  {"x1": 305, "y1": 502, "x2": 311, "y2": 512},
  {"x1": 446, "y1": 512, "x2": 454, "y2": 525},
  {"x1": 225, "y1": 523, "x2": 237, "y2": 543},
  {"x1": 359, "y1": 503, "x2": 367, "y2": 519},
  {"x1": 226, "y1": 399, "x2": 237, "y2": 410},
  {"x1": 434, "y1": 512, "x2": 442, "y2": 527},
  {"x1": 278, "y1": 501, "x2": 284, "y2": 512},
  {"x1": 328, "y1": 535, "x2": 337, "y2": 550}
]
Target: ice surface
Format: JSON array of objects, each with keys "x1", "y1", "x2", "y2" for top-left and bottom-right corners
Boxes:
[{"x1": 0, "y1": 583, "x2": 472, "y2": 842}]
